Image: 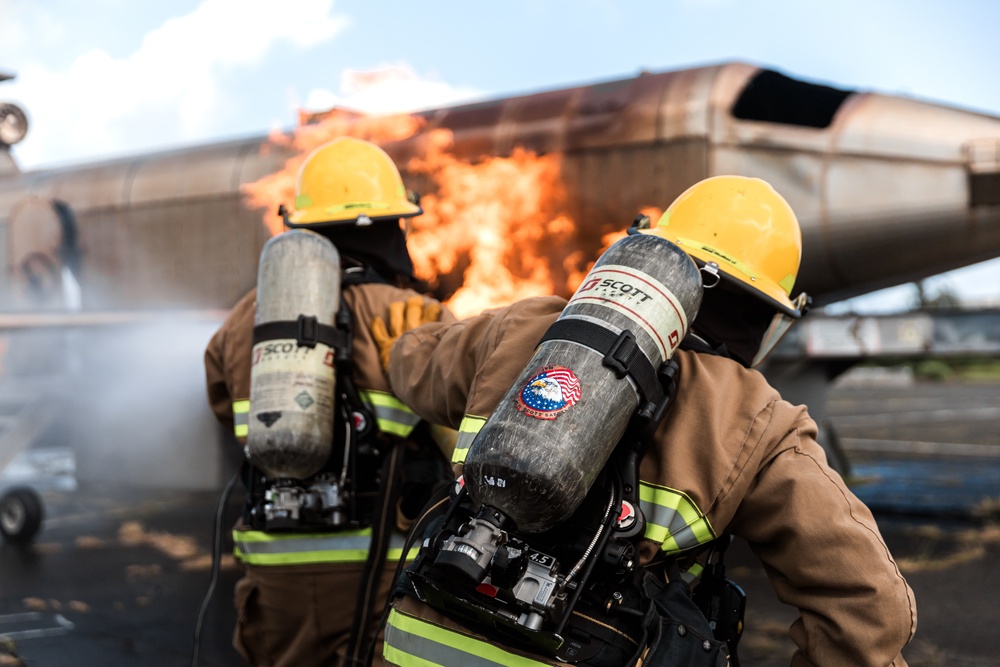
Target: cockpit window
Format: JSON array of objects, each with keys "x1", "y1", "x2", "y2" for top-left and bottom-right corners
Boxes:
[{"x1": 731, "y1": 69, "x2": 853, "y2": 129}]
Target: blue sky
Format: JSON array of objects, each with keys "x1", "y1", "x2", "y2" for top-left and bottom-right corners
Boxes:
[{"x1": 2, "y1": 0, "x2": 999, "y2": 310}]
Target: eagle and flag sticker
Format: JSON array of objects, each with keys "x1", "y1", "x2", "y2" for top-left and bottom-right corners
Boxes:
[{"x1": 516, "y1": 365, "x2": 582, "y2": 420}]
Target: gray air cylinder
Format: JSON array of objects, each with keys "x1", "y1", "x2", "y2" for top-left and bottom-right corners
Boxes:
[
  {"x1": 246, "y1": 229, "x2": 341, "y2": 480},
  {"x1": 463, "y1": 234, "x2": 702, "y2": 533}
]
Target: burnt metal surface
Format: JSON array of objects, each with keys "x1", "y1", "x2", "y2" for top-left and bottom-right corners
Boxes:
[{"x1": 0, "y1": 62, "x2": 998, "y2": 313}]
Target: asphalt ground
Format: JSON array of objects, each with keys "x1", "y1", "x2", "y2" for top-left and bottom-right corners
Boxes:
[{"x1": 2, "y1": 378, "x2": 999, "y2": 667}]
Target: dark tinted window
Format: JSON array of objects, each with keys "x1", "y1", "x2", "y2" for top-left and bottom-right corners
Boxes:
[
  {"x1": 970, "y1": 172, "x2": 1000, "y2": 207},
  {"x1": 731, "y1": 69, "x2": 853, "y2": 129}
]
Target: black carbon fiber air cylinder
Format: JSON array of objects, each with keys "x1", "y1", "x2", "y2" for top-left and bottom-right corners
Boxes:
[{"x1": 463, "y1": 234, "x2": 702, "y2": 533}]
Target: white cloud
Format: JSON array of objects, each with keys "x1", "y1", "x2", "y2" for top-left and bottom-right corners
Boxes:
[
  {"x1": 303, "y1": 63, "x2": 483, "y2": 116},
  {"x1": 3, "y1": 0, "x2": 350, "y2": 168}
]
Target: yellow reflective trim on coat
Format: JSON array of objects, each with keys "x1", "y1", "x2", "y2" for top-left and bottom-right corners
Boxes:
[
  {"x1": 233, "y1": 399, "x2": 249, "y2": 438},
  {"x1": 682, "y1": 562, "x2": 704, "y2": 585},
  {"x1": 385, "y1": 607, "x2": 556, "y2": 667},
  {"x1": 638, "y1": 482, "x2": 716, "y2": 554},
  {"x1": 233, "y1": 528, "x2": 417, "y2": 565},
  {"x1": 358, "y1": 389, "x2": 421, "y2": 438},
  {"x1": 451, "y1": 415, "x2": 486, "y2": 465}
]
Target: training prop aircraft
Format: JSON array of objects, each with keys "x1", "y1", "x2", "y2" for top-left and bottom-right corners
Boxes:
[{"x1": 0, "y1": 61, "x2": 998, "y2": 516}]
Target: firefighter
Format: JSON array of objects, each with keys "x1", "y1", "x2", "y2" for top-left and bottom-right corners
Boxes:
[
  {"x1": 204, "y1": 136, "x2": 456, "y2": 667},
  {"x1": 379, "y1": 176, "x2": 916, "y2": 666}
]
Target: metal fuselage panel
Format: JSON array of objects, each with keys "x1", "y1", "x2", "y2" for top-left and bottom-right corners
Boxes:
[
  {"x1": 0, "y1": 139, "x2": 290, "y2": 310},
  {"x1": 0, "y1": 61, "x2": 998, "y2": 312}
]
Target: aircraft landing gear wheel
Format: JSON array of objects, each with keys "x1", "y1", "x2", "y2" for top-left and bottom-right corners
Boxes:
[{"x1": 0, "y1": 486, "x2": 44, "y2": 545}]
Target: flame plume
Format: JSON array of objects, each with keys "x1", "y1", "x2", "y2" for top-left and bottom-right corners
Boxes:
[{"x1": 242, "y1": 110, "x2": 638, "y2": 318}]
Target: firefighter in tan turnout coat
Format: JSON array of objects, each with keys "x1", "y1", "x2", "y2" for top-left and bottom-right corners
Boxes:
[
  {"x1": 205, "y1": 137, "x2": 454, "y2": 667},
  {"x1": 380, "y1": 177, "x2": 916, "y2": 667}
]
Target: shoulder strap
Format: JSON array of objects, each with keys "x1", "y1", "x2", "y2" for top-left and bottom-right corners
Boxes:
[
  {"x1": 679, "y1": 332, "x2": 729, "y2": 358},
  {"x1": 538, "y1": 319, "x2": 664, "y2": 407}
]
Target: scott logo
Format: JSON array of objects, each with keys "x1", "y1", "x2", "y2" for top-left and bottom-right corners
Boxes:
[
  {"x1": 252, "y1": 341, "x2": 315, "y2": 365},
  {"x1": 579, "y1": 276, "x2": 653, "y2": 303}
]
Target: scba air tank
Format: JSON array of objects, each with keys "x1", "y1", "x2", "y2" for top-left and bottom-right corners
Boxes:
[
  {"x1": 246, "y1": 230, "x2": 341, "y2": 481},
  {"x1": 463, "y1": 234, "x2": 702, "y2": 533}
]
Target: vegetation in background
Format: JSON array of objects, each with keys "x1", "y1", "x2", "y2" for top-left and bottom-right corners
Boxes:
[
  {"x1": 854, "y1": 356, "x2": 1000, "y2": 382},
  {"x1": 911, "y1": 357, "x2": 1000, "y2": 382}
]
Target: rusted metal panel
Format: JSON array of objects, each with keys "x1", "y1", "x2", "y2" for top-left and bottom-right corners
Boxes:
[
  {"x1": 1, "y1": 61, "x2": 999, "y2": 314},
  {"x1": 836, "y1": 94, "x2": 1000, "y2": 161},
  {"x1": 34, "y1": 161, "x2": 135, "y2": 211},
  {"x1": 128, "y1": 139, "x2": 258, "y2": 205},
  {"x1": 75, "y1": 195, "x2": 262, "y2": 310}
]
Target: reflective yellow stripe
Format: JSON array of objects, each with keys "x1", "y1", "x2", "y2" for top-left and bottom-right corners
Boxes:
[
  {"x1": 233, "y1": 528, "x2": 418, "y2": 565},
  {"x1": 385, "y1": 607, "x2": 556, "y2": 667},
  {"x1": 638, "y1": 482, "x2": 716, "y2": 554},
  {"x1": 682, "y1": 562, "x2": 704, "y2": 585},
  {"x1": 233, "y1": 399, "x2": 249, "y2": 438},
  {"x1": 359, "y1": 389, "x2": 421, "y2": 438},
  {"x1": 451, "y1": 415, "x2": 486, "y2": 465}
]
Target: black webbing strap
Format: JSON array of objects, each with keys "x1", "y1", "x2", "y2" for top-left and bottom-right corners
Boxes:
[
  {"x1": 252, "y1": 314, "x2": 349, "y2": 349},
  {"x1": 538, "y1": 319, "x2": 664, "y2": 406},
  {"x1": 345, "y1": 440, "x2": 405, "y2": 666}
]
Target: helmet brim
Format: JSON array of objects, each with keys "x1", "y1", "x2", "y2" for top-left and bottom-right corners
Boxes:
[
  {"x1": 287, "y1": 201, "x2": 422, "y2": 226},
  {"x1": 683, "y1": 247, "x2": 803, "y2": 318}
]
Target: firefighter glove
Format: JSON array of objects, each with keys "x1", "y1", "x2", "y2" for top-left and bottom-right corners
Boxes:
[{"x1": 371, "y1": 296, "x2": 442, "y2": 371}]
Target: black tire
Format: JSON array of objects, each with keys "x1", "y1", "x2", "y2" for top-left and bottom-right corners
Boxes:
[{"x1": 0, "y1": 486, "x2": 44, "y2": 544}]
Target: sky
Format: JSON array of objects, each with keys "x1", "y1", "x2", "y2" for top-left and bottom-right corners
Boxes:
[{"x1": 2, "y1": 0, "x2": 999, "y2": 312}]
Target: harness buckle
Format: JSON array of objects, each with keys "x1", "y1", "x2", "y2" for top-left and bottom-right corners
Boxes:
[
  {"x1": 603, "y1": 329, "x2": 638, "y2": 379},
  {"x1": 297, "y1": 314, "x2": 319, "y2": 347}
]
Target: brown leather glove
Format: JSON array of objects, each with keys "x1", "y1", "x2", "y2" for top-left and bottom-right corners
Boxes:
[{"x1": 370, "y1": 295, "x2": 442, "y2": 372}]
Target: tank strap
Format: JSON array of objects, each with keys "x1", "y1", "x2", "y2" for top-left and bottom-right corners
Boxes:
[
  {"x1": 252, "y1": 314, "x2": 349, "y2": 349},
  {"x1": 538, "y1": 319, "x2": 663, "y2": 406}
]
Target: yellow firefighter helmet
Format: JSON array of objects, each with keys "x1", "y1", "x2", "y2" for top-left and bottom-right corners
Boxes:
[
  {"x1": 642, "y1": 175, "x2": 805, "y2": 317},
  {"x1": 286, "y1": 136, "x2": 421, "y2": 226}
]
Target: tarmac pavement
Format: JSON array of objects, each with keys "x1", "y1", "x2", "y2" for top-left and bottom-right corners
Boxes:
[{"x1": 1, "y1": 378, "x2": 999, "y2": 666}]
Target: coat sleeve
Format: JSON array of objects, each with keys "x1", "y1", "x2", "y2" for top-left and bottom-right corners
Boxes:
[
  {"x1": 387, "y1": 296, "x2": 565, "y2": 429},
  {"x1": 729, "y1": 406, "x2": 916, "y2": 667},
  {"x1": 203, "y1": 289, "x2": 256, "y2": 437},
  {"x1": 204, "y1": 327, "x2": 234, "y2": 431},
  {"x1": 387, "y1": 309, "x2": 500, "y2": 429}
]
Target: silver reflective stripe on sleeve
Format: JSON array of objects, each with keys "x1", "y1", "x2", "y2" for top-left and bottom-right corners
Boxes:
[
  {"x1": 451, "y1": 415, "x2": 486, "y2": 465},
  {"x1": 638, "y1": 481, "x2": 716, "y2": 554},
  {"x1": 233, "y1": 399, "x2": 249, "y2": 439},
  {"x1": 358, "y1": 389, "x2": 422, "y2": 438},
  {"x1": 233, "y1": 528, "x2": 416, "y2": 565},
  {"x1": 682, "y1": 562, "x2": 704, "y2": 585},
  {"x1": 385, "y1": 607, "x2": 555, "y2": 667}
]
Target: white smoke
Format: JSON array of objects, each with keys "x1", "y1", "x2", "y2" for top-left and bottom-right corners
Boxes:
[{"x1": 302, "y1": 63, "x2": 483, "y2": 116}]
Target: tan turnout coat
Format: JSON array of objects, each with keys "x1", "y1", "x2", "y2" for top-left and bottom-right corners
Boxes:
[{"x1": 385, "y1": 295, "x2": 916, "y2": 667}]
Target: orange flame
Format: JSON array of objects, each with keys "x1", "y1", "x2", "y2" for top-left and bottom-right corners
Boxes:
[
  {"x1": 404, "y1": 130, "x2": 582, "y2": 317},
  {"x1": 241, "y1": 109, "x2": 658, "y2": 318}
]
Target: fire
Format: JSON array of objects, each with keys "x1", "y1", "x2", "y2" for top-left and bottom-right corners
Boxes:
[
  {"x1": 404, "y1": 130, "x2": 581, "y2": 318},
  {"x1": 242, "y1": 108, "x2": 651, "y2": 318}
]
